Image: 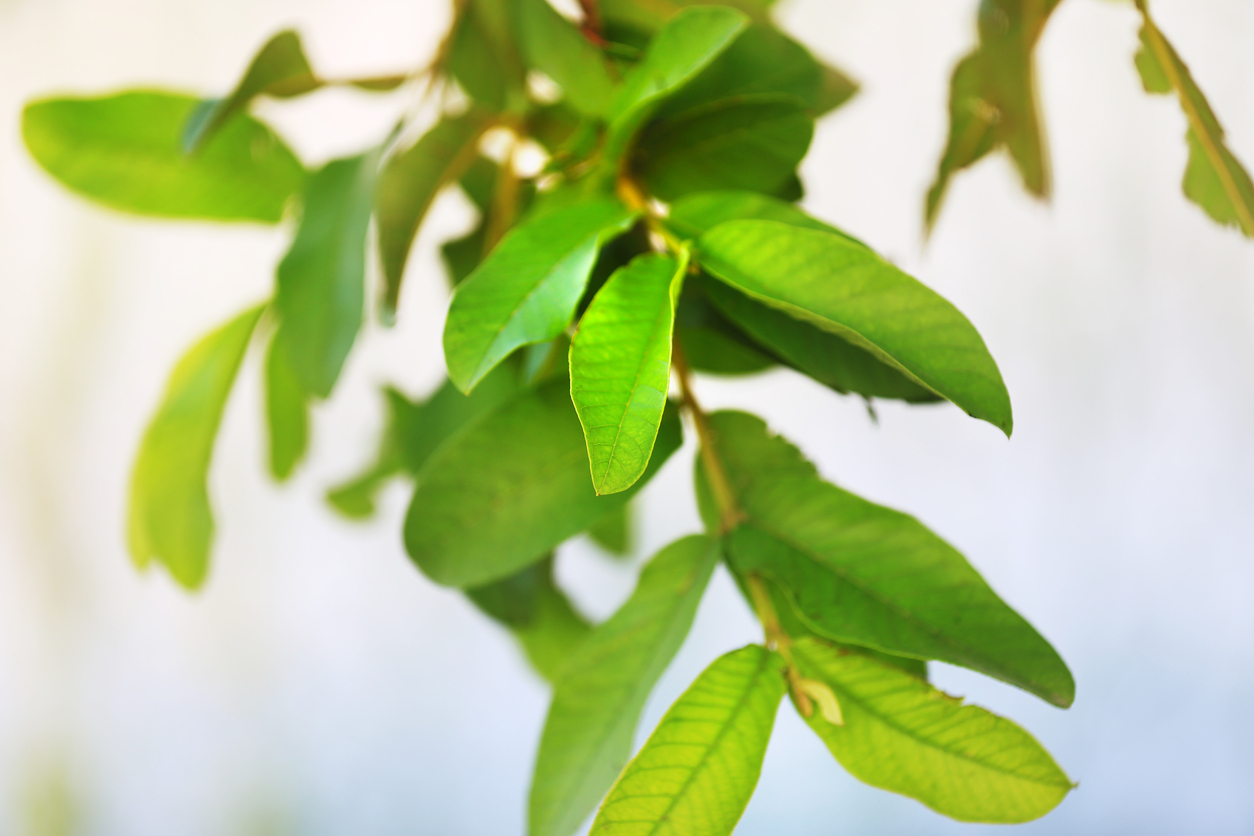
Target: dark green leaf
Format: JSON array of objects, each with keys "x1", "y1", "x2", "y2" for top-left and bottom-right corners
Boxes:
[
  {"x1": 587, "y1": 503, "x2": 634, "y2": 556},
  {"x1": 677, "y1": 325, "x2": 775, "y2": 375},
  {"x1": 698, "y1": 220, "x2": 1012, "y2": 434},
  {"x1": 518, "y1": 0, "x2": 616, "y2": 117},
  {"x1": 128, "y1": 304, "x2": 264, "y2": 589},
  {"x1": 377, "y1": 110, "x2": 493, "y2": 320},
  {"x1": 633, "y1": 95, "x2": 813, "y2": 201},
  {"x1": 588, "y1": 644, "x2": 786, "y2": 836},
  {"x1": 443, "y1": 198, "x2": 637, "y2": 393},
  {"x1": 264, "y1": 332, "x2": 309, "y2": 481},
  {"x1": 571, "y1": 253, "x2": 685, "y2": 495},
  {"x1": 792, "y1": 637, "x2": 1072, "y2": 823},
  {"x1": 665, "y1": 189, "x2": 864, "y2": 247},
  {"x1": 275, "y1": 151, "x2": 377, "y2": 398},
  {"x1": 696, "y1": 411, "x2": 1073, "y2": 707},
  {"x1": 22, "y1": 91, "x2": 304, "y2": 223},
  {"x1": 442, "y1": 220, "x2": 489, "y2": 286},
  {"x1": 404, "y1": 380, "x2": 682, "y2": 587},
  {"x1": 530, "y1": 535, "x2": 718, "y2": 836},
  {"x1": 449, "y1": 0, "x2": 526, "y2": 111}
]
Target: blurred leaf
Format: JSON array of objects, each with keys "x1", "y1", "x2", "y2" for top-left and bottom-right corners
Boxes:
[
  {"x1": 22, "y1": 91, "x2": 303, "y2": 222},
  {"x1": 665, "y1": 189, "x2": 865, "y2": 246},
  {"x1": 587, "y1": 503, "x2": 633, "y2": 555},
  {"x1": 1133, "y1": 5, "x2": 1254, "y2": 237},
  {"x1": 925, "y1": 0, "x2": 1063, "y2": 231},
  {"x1": 571, "y1": 253, "x2": 686, "y2": 495},
  {"x1": 404, "y1": 380, "x2": 682, "y2": 587},
  {"x1": 589, "y1": 644, "x2": 786, "y2": 836},
  {"x1": 518, "y1": 0, "x2": 617, "y2": 117},
  {"x1": 444, "y1": 198, "x2": 637, "y2": 393},
  {"x1": 450, "y1": 0, "x2": 526, "y2": 111},
  {"x1": 792, "y1": 637, "x2": 1072, "y2": 822},
  {"x1": 698, "y1": 220, "x2": 1012, "y2": 434},
  {"x1": 264, "y1": 332, "x2": 310, "y2": 481},
  {"x1": 600, "y1": 0, "x2": 773, "y2": 34},
  {"x1": 633, "y1": 95, "x2": 813, "y2": 201},
  {"x1": 128, "y1": 304, "x2": 264, "y2": 589},
  {"x1": 275, "y1": 151, "x2": 378, "y2": 399},
  {"x1": 377, "y1": 110, "x2": 494, "y2": 320},
  {"x1": 695, "y1": 410, "x2": 1074, "y2": 707},
  {"x1": 673, "y1": 276, "x2": 777, "y2": 375},
  {"x1": 530, "y1": 535, "x2": 718, "y2": 836}
]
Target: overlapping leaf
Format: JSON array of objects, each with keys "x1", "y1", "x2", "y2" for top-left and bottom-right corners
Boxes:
[
  {"x1": 588, "y1": 644, "x2": 786, "y2": 836},
  {"x1": 665, "y1": 189, "x2": 864, "y2": 245},
  {"x1": 698, "y1": 220, "x2": 1012, "y2": 433},
  {"x1": 792, "y1": 637, "x2": 1073, "y2": 822},
  {"x1": 517, "y1": 0, "x2": 616, "y2": 117},
  {"x1": 129, "y1": 305, "x2": 264, "y2": 589},
  {"x1": 530, "y1": 535, "x2": 718, "y2": 836},
  {"x1": 695, "y1": 411, "x2": 1074, "y2": 706},
  {"x1": 449, "y1": 0, "x2": 526, "y2": 111},
  {"x1": 22, "y1": 91, "x2": 304, "y2": 223},
  {"x1": 264, "y1": 333, "x2": 309, "y2": 481}
]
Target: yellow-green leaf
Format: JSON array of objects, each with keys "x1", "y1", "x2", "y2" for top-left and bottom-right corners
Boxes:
[{"x1": 263, "y1": 332, "x2": 309, "y2": 481}]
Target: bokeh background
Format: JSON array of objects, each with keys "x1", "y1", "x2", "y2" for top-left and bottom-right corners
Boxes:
[{"x1": 2, "y1": 0, "x2": 1253, "y2": 833}]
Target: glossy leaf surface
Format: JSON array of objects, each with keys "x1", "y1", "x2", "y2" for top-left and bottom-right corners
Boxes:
[
  {"x1": 589, "y1": 644, "x2": 786, "y2": 836},
  {"x1": 698, "y1": 220, "x2": 1012, "y2": 434},
  {"x1": 22, "y1": 91, "x2": 303, "y2": 223},
  {"x1": 530, "y1": 535, "x2": 718, "y2": 836},
  {"x1": 518, "y1": 0, "x2": 616, "y2": 117},
  {"x1": 792, "y1": 637, "x2": 1072, "y2": 822},
  {"x1": 128, "y1": 305, "x2": 264, "y2": 589},
  {"x1": 264, "y1": 333, "x2": 309, "y2": 481},
  {"x1": 444, "y1": 199, "x2": 637, "y2": 393},
  {"x1": 570, "y1": 254, "x2": 685, "y2": 495}
]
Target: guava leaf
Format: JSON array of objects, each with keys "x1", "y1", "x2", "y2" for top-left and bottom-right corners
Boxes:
[
  {"x1": 263, "y1": 332, "x2": 309, "y2": 481},
  {"x1": 517, "y1": 0, "x2": 617, "y2": 117}
]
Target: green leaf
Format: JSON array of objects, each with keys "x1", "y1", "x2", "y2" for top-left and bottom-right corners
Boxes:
[
  {"x1": 665, "y1": 189, "x2": 864, "y2": 247},
  {"x1": 571, "y1": 253, "x2": 686, "y2": 495},
  {"x1": 632, "y1": 95, "x2": 813, "y2": 201},
  {"x1": 587, "y1": 503, "x2": 634, "y2": 556},
  {"x1": 605, "y1": 5, "x2": 750, "y2": 160},
  {"x1": 183, "y1": 30, "x2": 319, "y2": 152},
  {"x1": 696, "y1": 410, "x2": 1074, "y2": 707},
  {"x1": 449, "y1": 0, "x2": 526, "y2": 111},
  {"x1": 530, "y1": 535, "x2": 718, "y2": 836},
  {"x1": 517, "y1": 0, "x2": 616, "y2": 117},
  {"x1": 443, "y1": 198, "x2": 637, "y2": 393},
  {"x1": 22, "y1": 91, "x2": 304, "y2": 223},
  {"x1": 264, "y1": 332, "x2": 310, "y2": 481},
  {"x1": 698, "y1": 220, "x2": 1012, "y2": 434},
  {"x1": 588, "y1": 644, "x2": 786, "y2": 836},
  {"x1": 128, "y1": 304, "x2": 264, "y2": 589},
  {"x1": 924, "y1": 0, "x2": 1062, "y2": 231},
  {"x1": 404, "y1": 380, "x2": 682, "y2": 587},
  {"x1": 1133, "y1": 11, "x2": 1254, "y2": 237},
  {"x1": 677, "y1": 325, "x2": 775, "y2": 376},
  {"x1": 275, "y1": 151, "x2": 378, "y2": 399},
  {"x1": 791, "y1": 637, "x2": 1072, "y2": 823},
  {"x1": 377, "y1": 110, "x2": 493, "y2": 320}
]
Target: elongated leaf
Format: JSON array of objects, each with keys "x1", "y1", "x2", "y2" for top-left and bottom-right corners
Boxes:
[
  {"x1": 22, "y1": 91, "x2": 303, "y2": 223},
  {"x1": 404, "y1": 380, "x2": 681, "y2": 587},
  {"x1": 587, "y1": 503, "x2": 633, "y2": 556},
  {"x1": 571, "y1": 254, "x2": 685, "y2": 495},
  {"x1": 264, "y1": 332, "x2": 309, "y2": 481},
  {"x1": 517, "y1": 0, "x2": 616, "y2": 117},
  {"x1": 666, "y1": 189, "x2": 864, "y2": 246},
  {"x1": 792, "y1": 637, "x2": 1072, "y2": 822},
  {"x1": 605, "y1": 6, "x2": 749, "y2": 160},
  {"x1": 449, "y1": 0, "x2": 526, "y2": 110},
  {"x1": 443, "y1": 198, "x2": 637, "y2": 393},
  {"x1": 696, "y1": 411, "x2": 1074, "y2": 707},
  {"x1": 698, "y1": 220, "x2": 1012, "y2": 434},
  {"x1": 275, "y1": 151, "x2": 377, "y2": 398},
  {"x1": 589, "y1": 644, "x2": 786, "y2": 836},
  {"x1": 633, "y1": 96, "x2": 813, "y2": 201},
  {"x1": 925, "y1": 0, "x2": 1062, "y2": 231},
  {"x1": 377, "y1": 110, "x2": 493, "y2": 320},
  {"x1": 530, "y1": 535, "x2": 718, "y2": 836},
  {"x1": 128, "y1": 304, "x2": 264, "y2": 589},
  {"x1": 1133, "y1": 8, "x2": 1254, "y2": 237}
]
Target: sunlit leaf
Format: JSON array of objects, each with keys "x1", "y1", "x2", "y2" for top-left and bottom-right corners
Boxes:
[
  {"x1": 264, "y1": 332, "x2": 309, "y2": 481},
  {"x1": 530, "y1": 535, "x2": 718, "y2": 836},
  {"x1": 518, "y1": 0, "x2": 616, "y2": 117},
  {"x1": 588, "y1": 644, "x2": 786, "y2": 836}
]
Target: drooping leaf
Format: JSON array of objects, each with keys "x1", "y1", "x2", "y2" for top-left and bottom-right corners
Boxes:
[
  {"x1": 264, "y1": 332, "x2": 310, "y2": 481},
  {"x1": 530, "y1": 535, "x2": 718, "y2": 836},
  {"x1": 275, "y1": 151, "x2": 378, "y2": 399},
  {"x1": 605, "y1": 5, "x2": 750, "y2": 161},
  {"x1": 377, "y1": 109, "x2": 494, "y2": 320},
  {"x1": 633, "y1": 95, "x2": 813, "y2": 201},
  {"x1": 517, "y1": 0, "x2": 617, "y2": 117},
  {"x1": 925, "y1": 0, "x2": 1063, "y2": 231},
  {"x1": 698, "y1": 220, "x2": 1012, "y2": 434},
  {"x1": 1133, "y1": 6, "x2": 1254, "y2": 237},
  {"x1": 588, "y1": 644, "x2": 786, "y2": 836},
  {"x1": 696, "y1": 411, "x2": 1074, "y2": 707},
  {"x1": 128, "y1": 304, "x2": 264, "y2": 589},
  {"x1": 449, "y1": 0, "x2": 527, "y2": 111},
  {"x1": 22, "y1": 91, "x2": 304, "y2": 223},
  {"x1": 587, "y1": 503, "x2": 634, "y2": 556},
  {"x1": 665, "y1": 189, "x2": 865, "y2": 247},
  {"x1": 571, "y1": 253, "x2": 686, "y2": 495},
  {"x1": 443, "y1": 198, "x2": 637, "y2": 393},
  {"x1": 404, "y1": 380, "x2": 682, "y2": 587},
  {"x1": 791, "y1": 637, "x2": 1072, "y2": 823}
]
